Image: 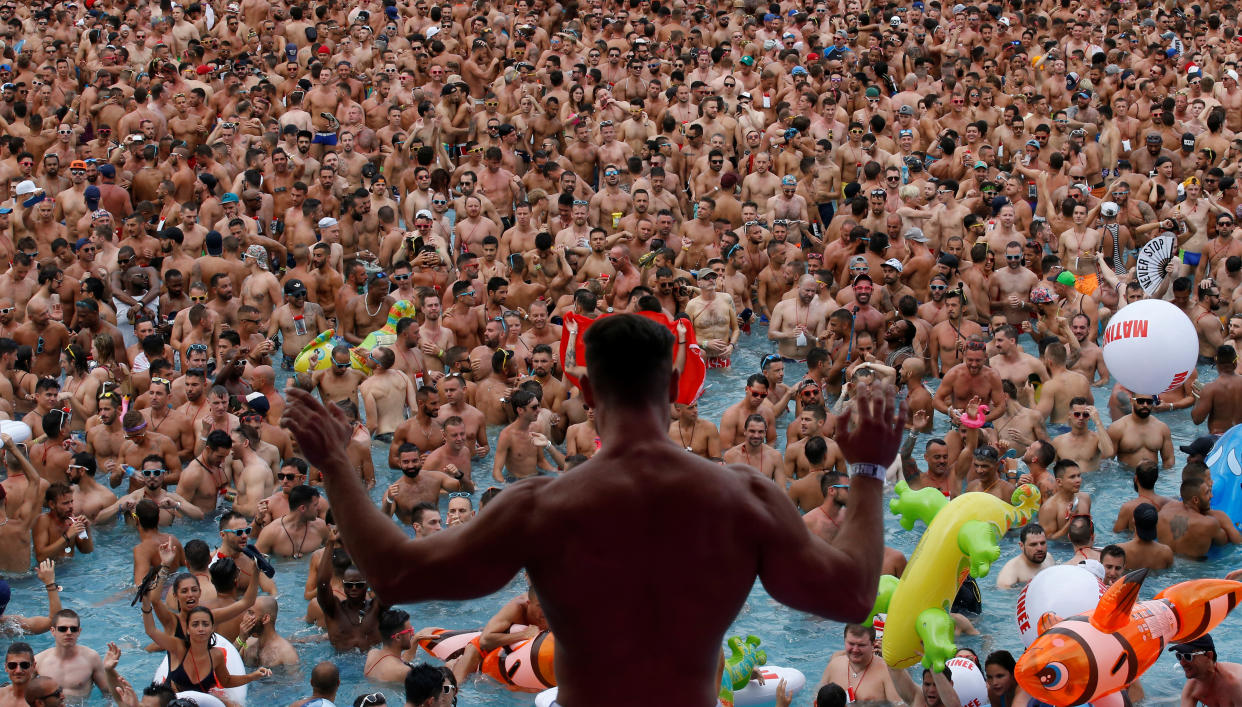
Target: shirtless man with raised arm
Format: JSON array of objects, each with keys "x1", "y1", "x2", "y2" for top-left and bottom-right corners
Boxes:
[{"x1": 283, "y1": 314, "x2": 902, "y2": 707}]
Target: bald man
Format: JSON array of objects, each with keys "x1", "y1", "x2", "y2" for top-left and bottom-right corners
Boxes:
[
  {"x1": 13, "y1": 300, "x2": 72, "y2": 377},
  {"x1": 240, "y1": 596, "x2": 299, "y2": 667}
]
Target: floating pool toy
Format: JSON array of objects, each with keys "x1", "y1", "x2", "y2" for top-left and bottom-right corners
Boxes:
[
  {"x1": 153, "y1": 633, "x2": 248, "y2": 703},
  {"x1": 0, "y1": 420, "x2": 31, "y2": 443},
  {"x1": 1016, "y1": 569, "x2": 1242, "y2": 707},
  {"x1": 417, "y1": 628, "x2": 482, "y2": 662},
  {"x1": 945, "y1": 657, "x2": 988, "y2": 707},
  {"x1": 733, "y1": 665, "x2": 806, "y2": 707},
  {"x1": 293, "y1": 329, "x2": 337, "y2": 373},
  {"x1": 558, "y1": 310, "x2": 706, "y2": 404},
  {"x1": 1015, "y1": 564, "x2": 1105, "y2": 646},
  {"x1": 720, "y1": 634, "x2": 766, "y2": 705},
  {"x1": 358, "y1": 299, "x2": 416, "y2": 353},
  {"x1": 867, "y1": 481, "x2": 1040, "y2": 670},
  {"x1": 1207, "y1": 424, "x2": 1242, "y2": 531},
  {"x1": 481, "y1": 630, "x2": 556, "y2": 692},
  {"x1": 175, "y1": 691, "x2": 225, "y2": 707},
  {"x1": 1101, "y1": 299, "x2": 1196, "y2": 395}
]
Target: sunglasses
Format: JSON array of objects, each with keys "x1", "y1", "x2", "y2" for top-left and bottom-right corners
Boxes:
[
  {"x1": 55, "y1": 625, "x2": 81, "y2": 633},
  {"x1": 393, "y1": 273, "x2": 411, "y2": 281},
  {"x1": 6, "y1": 661, "x2": 30, "y2": 670},
  {"x1": 222, "y1": 526, "x2": 252, "y2": 535},
  {"x1": 140, "y1": 468, "x2": 165, "y2": 477},
  {"x1": 359, "y1": 694, "x2": 386, "y2": 706},
  {"x1": 1177, "y1": 651, "x2": 1209, "y2": 662},
  {"x1": 1071, "y1": 411, "x2": 1090, "y2": 419},
  {"x1": 1006, "y1": 255, "x2": 1023, "y2": 261},
  {"x1": 333, "y1": 360, "x2": 352, "y2": 369},
  {"x1": 190, "y1": 295, "x2": 207, "y2": 302},
  {"x1": 276, "y1": 472, "x2": 301, "y2": 481},
  {"x1": 749, "y1": 389, "x2": 767, "y2": 399},
  {"x1": 449, "y1": 492, "x2": 472, "y2": 500},
  {"x1": 343, "y1": 580, "x2": 367, "y2": 589}
]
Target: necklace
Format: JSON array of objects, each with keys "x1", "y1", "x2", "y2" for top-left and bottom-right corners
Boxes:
[
  {"x1": 365, "y1": 297, "x2": 383, "y2": 317},
  {"x1": 282, "y1": 518, "x2": 310, "y2": 559},
  {"x1": 677, "y1": 421, "x2": 694, "y2": 452}
]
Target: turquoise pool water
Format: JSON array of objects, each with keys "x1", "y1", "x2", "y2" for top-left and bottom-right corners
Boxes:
[{"x1": 2, "y1": 326, "x2": 1235, "y2": 707}]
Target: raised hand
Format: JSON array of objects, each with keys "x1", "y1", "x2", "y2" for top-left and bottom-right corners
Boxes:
[
  {"x1": 104, "y1": 642, "x2": 121, "y2": 671},
  {"x1": 282, "y1": 388, "x2": 353, "y2": 469},
  {"x1": 835, "y1": 382, "x2": 907, "y2": 467},
  {"x1": 35, "y1": 558, "x2": 55, "y2": 585}
]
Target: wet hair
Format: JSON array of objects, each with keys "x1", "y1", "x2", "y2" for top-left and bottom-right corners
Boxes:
[
  {"x1": 379, "y1": 608, "x2": 411, "y2": 641},
  {"x1": 1020, "y1": 522, "x2": 1045, "y2": 542},
  {"x1": 404, "y1": 663, "x2": 444, "y2": 705},
  {"x1": 582, "y1": 314, "x2": 672, "y2": 404}
]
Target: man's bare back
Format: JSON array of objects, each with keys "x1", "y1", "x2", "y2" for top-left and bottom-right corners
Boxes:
[{"x1": 283, "y1": 315, "x2": 902, "y2": 707}]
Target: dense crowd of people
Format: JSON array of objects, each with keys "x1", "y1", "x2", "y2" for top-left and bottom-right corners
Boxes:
[{"x1": 1, "y1": 0, "x2": 1242, "y2": 703}]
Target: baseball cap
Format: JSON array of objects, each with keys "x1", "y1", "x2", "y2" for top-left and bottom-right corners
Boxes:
[
  {"x1": 204, "y1": 230, "x2": 223, "y2": 256},
  {"x1": 781, "y1": 175, "x2": 797, "y2": 186},
  {"x1": 284, "y1": 278, "x2": 308, "y2": 295},
  {"x1": 865, "y1": 86, "x2": 880, "y2": 98},
  {"x1": 739, "y1": 56, "x2": 755, "y2": 66},
  {"x1": 1146, "y1": 133, "x2": 1163, "y2": 144},
  {"x1": 1180, "y1": 435, "x2": 1219, "y2": 457},
  {"x1": 739, "y1": 91, "x2": 752, "y2": 100},
  {"x1": 974, "y1": 160, "x2": 987, "y2": 169},
  {"x1": 317, "y1": 217, "x2": 339, "y2": 229},
  {"x1": 69, "y1": 160, "x2": 87, "y2": 170},
  {"x1": 0, "y1": 206, "x2": 11, "y2": 215},
  {"x1": 84, "y1": 185, "x2": 100, "y2": 203},
  {"x1": 938, "y1": 253, "x2": 960, "y2": 268},
  {"x1": 898, "y1": 105, "x2": 914, "y2": 115},
  {"x1": 1169, "y1": 635, "x2": 1215, "y2": 656},
  {"x1": 14, "y1": 180, "x2": 36, "y2": 196},
  {"x1": 221, "y1": 192, "x2": 240, "y2": 204},
  {"x1": 244, "y1": 391, "x2": 271, "y2": 416},
  {"x1": 1101, "y1": 202, "x2": 1119, "y2": 217},
  {"x1": 415, "y1": 209, "x2": 434, "y2": 220},
  {"x1": 905, "y1": 228, "x2": 928, "y2": 242},
  {"x1": 1134, "y1": 503, "x2": 1159, "y2": 542},
  {"x1": 1055, "y1": 271, "x2": 1077, "y2": 287},
  {"x1": 883, "y1": 258, "x2": 903, "y2": 273},
  {"x1": 97, "y1": 163, "x2": 116, "y2": 178},
  {"x1": 849, "y1": 255, "x2": 869, "y2": 268},
  {"x1": 196, "y1": 64, "x2": 211, "y2": 75},
  {"x1": 791, "y1": 65, "x2": 808, "y2": 76},
  {"x1": 0, "y1": 579, "x2": 8, "y2": 616},
  {"x1": 697, "y1": 269, "x2": 720, "y2": 280}
]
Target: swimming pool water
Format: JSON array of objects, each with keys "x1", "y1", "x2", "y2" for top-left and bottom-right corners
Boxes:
[{"x1": 3, "y1": 326, "x2": 1236, "y2": 707}]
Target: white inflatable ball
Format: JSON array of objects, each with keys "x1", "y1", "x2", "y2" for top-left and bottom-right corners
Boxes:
[
  {"x1": 1014, "y1": 564, "x2": 1106, "y2": 646},
  {"x1": 945, "y1": 657, "x2": 989, "y2": 707},
  {"x1": 1101, "y1": 299, "x2": 1197, "y2": 395}
]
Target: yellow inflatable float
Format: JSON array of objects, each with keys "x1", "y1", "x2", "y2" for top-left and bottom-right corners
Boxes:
[
  {"x1": 867, "y1": 482, "x2": 1040, "y2": 670},
  {"x1": 292, "y1": 300, "x2": 417, "y2": 374}
]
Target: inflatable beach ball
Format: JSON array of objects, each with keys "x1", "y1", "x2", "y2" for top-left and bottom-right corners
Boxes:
[
  {"x1": 945, "y1": 657, "x2": 988, "y2": 707},
  {"x1": 1101, "y1": 299, "x2": 1197, "y2": 395},
  {"x1": 1014, "y1": 565, "x2": 1105, "y2": 646}
]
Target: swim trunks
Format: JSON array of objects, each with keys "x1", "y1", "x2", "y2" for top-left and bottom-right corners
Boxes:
[
  {"x1": 1180, "y1": 249, "x2": 1203, "y2": 267},
  {"x1": 1049, "y1": 424, "x2": 1071, "y2": 436},
  {"x1": 282, "y1": 353, "x2": 296, "y2": 370},
  {"x1": 1074, "y1": 272, "x2": 1099, "y2": 296},
  {"x1": 706, "y1": 356, "x2": 731, "y2": 369},
  {"x1": 374, "y1": 432, "x2": 394, "y2": 444},
  {"x1": 312, "y1": 131, "x2": 339, "y2": 146}
]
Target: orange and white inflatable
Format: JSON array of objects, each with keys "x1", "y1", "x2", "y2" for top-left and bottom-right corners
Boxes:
[
  {"x1": 416, "y1": 628, "x2": 481, "y2": 662},
  {"x1": 480, "y1": 630, "x2": 556, "y2": 692},
  {"x1": 1015, "y1": 569, "x2": 1242, "y2": 707},
  {"x1": 558, "y1": 310, "x2": 707, "y2": 404}
]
